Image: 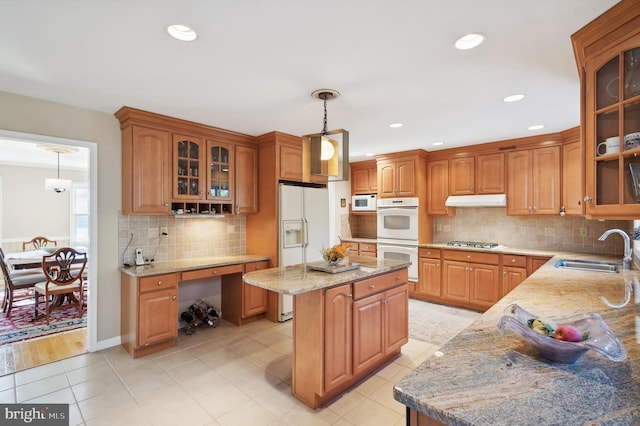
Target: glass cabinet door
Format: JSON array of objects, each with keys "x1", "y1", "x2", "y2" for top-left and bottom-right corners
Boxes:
[
  {"x1": 590, "y1": 41, "x2": 640, "y2": 213},
  {"x1": 173, "y1": 135, "x2": 204, "y2": 200},
  {"x1": 207, "y1": 142, "x2": 234, "y2": 202}
]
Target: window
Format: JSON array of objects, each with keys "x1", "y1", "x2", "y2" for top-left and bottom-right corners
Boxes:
[{"x1": 71, "y1": 182, "x2": 89, "y2": 247}]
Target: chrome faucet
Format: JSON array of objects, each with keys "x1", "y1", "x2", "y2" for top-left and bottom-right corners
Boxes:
[{"x1": 598, "y1": 229, "x2": 633, "y2": 269}]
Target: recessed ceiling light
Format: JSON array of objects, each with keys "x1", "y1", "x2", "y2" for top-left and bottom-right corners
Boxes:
[
  {"x1": 528, "y1": 124, "x2": 545, "y2": 131},
  {"x1": 454, "y1": 33, "x2": 486, "y2": 50},
  {"x1": 389, "y1": 122, "x2": 403, "y2": 128},
  {"x1": 432, "y1": 141, "x2": 444, "y2": 146},
  {"x1": 167, "y1": 24, "x2": 198, "y2": 42},
  {"x1": 504, "y1": 94, "x2": 525, "y2": 103}
]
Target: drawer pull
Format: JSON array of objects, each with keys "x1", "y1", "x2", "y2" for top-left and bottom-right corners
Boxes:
[
  {"x1": 157, "y1": 281, "x2": 163, "y2": 286},
  {"x1": 172, "y1": 296, "x2": 177, "y2": 300},
  {"x1": 511, "y1": 259, "x2": 516, "y2": 263},
  {"x1": 255, "y1": 266, "x2": 261, "y2": 270},
  {"x1": 467, "y1": 255, "x2": 471, "y2": 259},
  {"x1": 348, "y1": 293, "x2": 352, "y2": 298},
  {"x1": 396, "y1": 275, "x2": 401, "y2": 280},
  {"x1": 213, "y1": 271, "x2": 218, "y2": 275},
  {"x1": 369, "y1": 284, "x2": 375, "y2": 289}
]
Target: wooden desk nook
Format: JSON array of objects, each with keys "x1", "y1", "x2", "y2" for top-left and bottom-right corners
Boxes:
[{"x1": 119, "y1": 254, "x2": 269, "y2": 358}]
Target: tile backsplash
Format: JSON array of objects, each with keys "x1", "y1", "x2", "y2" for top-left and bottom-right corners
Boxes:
[
  {"x1": 348, "y1": 207, "x2": 633, "y2": 256},
  {"x1": 118, "y1": 213, "x2": 246, "y2": 266}
]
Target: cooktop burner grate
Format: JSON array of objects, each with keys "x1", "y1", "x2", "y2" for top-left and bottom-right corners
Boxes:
[{"x1": 447, "y1": 240, "x2": 499, "y2": 249}]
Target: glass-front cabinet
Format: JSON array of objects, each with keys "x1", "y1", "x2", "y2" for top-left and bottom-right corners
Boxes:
[
  {"x1": 207, "y1": 141, "x2": 234, "y2": 205},
  {"x1": 584, "y1": 34, "x2": 640, "y2": 218},
  {"x1": 173, "y1": 135, "x2": 204, "y2": 200}
]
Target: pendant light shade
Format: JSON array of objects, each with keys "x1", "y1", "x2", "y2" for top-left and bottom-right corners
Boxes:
[
  {"x1": 41, "y1": 146, "x2": 74, "y2": 193},
  {"x1": 302, "y1": 89, "x2": 349, "y2": 182}
]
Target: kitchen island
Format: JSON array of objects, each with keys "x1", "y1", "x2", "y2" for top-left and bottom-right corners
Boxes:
[
  {"x1": 394, "y1": 252, "x2": 639, "y2": 425},
  {"x1": 244, "y1": 255, "x2": 411, "y2": 409}
]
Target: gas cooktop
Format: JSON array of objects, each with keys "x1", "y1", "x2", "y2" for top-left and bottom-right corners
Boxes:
[{"x1": 447, "y1": 241, "x2": 500, "y2": 249}]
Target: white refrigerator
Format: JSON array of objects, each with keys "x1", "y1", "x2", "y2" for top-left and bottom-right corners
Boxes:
[{"x1": 278, "y1": 183, "x2": 330, "y2": 321}]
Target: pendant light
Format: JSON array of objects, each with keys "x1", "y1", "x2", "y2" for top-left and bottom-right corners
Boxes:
[
  {"x1": 42, "y1": 146, "x2": 74, "y2": 193},
  {"x1": 302, "y1": 89, "x2": 349, "y2": 182}
]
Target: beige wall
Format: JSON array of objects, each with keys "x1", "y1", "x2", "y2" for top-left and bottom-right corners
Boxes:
[
  {"x1": 0, "y1": 90, "x2": 121, "y2": 345},
  {"x1": 0, "y1": 164, "x2": 87, "y2": 244}
]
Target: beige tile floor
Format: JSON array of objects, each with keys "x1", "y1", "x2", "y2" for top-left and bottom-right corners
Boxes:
[{"x1": 0, "y1": 301, "x2": 477, "y2": 425}]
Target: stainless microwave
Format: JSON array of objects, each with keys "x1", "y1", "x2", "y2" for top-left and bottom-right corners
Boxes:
[{"x1": 352, "y1": 194, "x2": 377, "y2": 211}]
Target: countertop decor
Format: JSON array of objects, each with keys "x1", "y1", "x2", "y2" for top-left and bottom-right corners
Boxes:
[{"x1": 394, "y1": 252, "x2": 640, "y2": 425}]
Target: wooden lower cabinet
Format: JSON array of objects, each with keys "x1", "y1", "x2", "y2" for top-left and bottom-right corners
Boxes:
[
  {"x1": 442, "y1": 250, "x2": 499, "y2": 311},
  {"x1": 242, "y1": 261, "x2": 269, "y2": 317},
  {"x1": 292, "y1": 268, "x2": 409, "y2": 409},
  {"x1": 324, "y1": 284, "x2": 353, "y2": 392},
  {"x1": 414, "y1": 248, "x2": 442, "y2": 301},
  {"x1": 121, "y1": 272, "x2": 178, "y2": 358},
  {"x1": 501, "y1": 254, "x2": 527, "y2": 297}
]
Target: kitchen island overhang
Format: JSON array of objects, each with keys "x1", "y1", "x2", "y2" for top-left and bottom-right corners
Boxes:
[{"x1": 244, "y1": 255, "x2": 411, "y2": 409}]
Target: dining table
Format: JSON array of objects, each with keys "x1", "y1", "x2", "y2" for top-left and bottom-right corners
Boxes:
[
  {"x1": 4, "y1": 247, "x2": 87, "y2": 271},
  {"x1": 3, "y1": 247, "x2": 88, "y2": 320}
]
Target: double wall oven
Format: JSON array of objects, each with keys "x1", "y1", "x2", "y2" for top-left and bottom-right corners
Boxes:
[{"x1": 376, "y1": 197, "x2": 419, "y2": 281}]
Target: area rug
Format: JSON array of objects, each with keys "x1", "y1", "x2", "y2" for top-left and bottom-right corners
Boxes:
[
  {"x1": 408, "y1": 299, "x2": 480, "y2": 346},
  {"x1": 0, "y1": 291, "x2": 86, "y2": 345}
]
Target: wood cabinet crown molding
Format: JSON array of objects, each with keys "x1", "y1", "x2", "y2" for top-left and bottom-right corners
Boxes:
[{"x1": 115, "y1": 106, "x2": 257, "y2": 146}]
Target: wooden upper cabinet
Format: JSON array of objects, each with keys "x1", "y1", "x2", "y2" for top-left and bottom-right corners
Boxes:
[
  {"x1": 123, "y1": 125, "x2": 172, "y2": 215},
  {"x1": 562, "y1": 141, "x2": 583, "y2": 215},
  {"x1": 507, "y1": 146, "x2": 560, "y2": 215},
  {"x1": 235, "y1": 145, "x2": 258, "y2": 214},
  {"x1": 449, "y1": 157, "x2": 474, "y2": 195},
  {"x1": 173, "y1": 134, "x2": 205, "y2": 201},
  {"x1": 572, "y1": 1, "x2": 640, "y2": 219},
  {"x1": 279, "y1": 144, "x2": 302, "y2": 181},
  {"x1": 116, "y1": 106, "x2": 258, "y2": 216},
  {"x1": 378, "y1": 159, "x2": 416, "y2": 198},
  {"x1": 350, "y1": 160, "x2": 377, "y2": 194},
  {"x1": 427, "y1": 160, "x2": 450, "y2": 215},
  {"x1": 206, "y1": 141, "x2": 234, "y2": 202},
  {"x1": 476, "y1": 153, "x2": 505, "y2": 194}
]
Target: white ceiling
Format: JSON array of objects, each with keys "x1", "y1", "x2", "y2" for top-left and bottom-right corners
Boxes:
[{"x1": 0, "y1": 0, "x2": 620, "y2": 166}]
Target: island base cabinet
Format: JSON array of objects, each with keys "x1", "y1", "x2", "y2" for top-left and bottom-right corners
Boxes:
[
  {"x1": 407, "y1": 408, "x2": 447, "y2": 426},
  {"x1": 292, "y1": 269, "x2": 408, "y2": 409}
]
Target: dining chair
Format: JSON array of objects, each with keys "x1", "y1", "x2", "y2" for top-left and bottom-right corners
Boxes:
[
  {"x1": 0, "y1": 248, "x2": 45, "y2": 318},
  {"x1": 22, "y1": 236, "x2": 57, "y2": 251},
  {"x1": 34, "y1": 247, "x2": 87, "y2": 324}
]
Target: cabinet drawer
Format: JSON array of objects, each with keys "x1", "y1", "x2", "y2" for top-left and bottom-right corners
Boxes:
[
  {"x1": 245, "y1": 260, "x2": 269, "y2": 272},
  {"x1": 181, "y1": 264, "x2": 244, "y2": 281},
  {"x1": 139, "y1": 273, "x2": 178, "y2": 293},
  {"x1": 359, "y1": 242, "x2": 376, "y2": 252},
  {"x1": 419, "y1": 248, "x2": 441, "y2": 259},
  {"x1": 501, "y1": 254, "x2": 527, "y2": 268},
  {"x1": 443, "y1": 250, "x2": 499, "y2": 265},
  {"x1": 360, "y1": 250, "x2": 377, "y2": 258},
  {"x1": 353, "y1": 269, "x2": 408, "y2": 300}
]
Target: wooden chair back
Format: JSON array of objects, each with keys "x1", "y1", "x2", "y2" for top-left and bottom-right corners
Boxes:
[
  {"x1": 41, "y1": 248, "x2": 87, "y2": 290},
  {"x1": 22, "y1": 236, "x2": 57, "y2": 251},
  {"x1": 0, "y1": 247, "x2": 44, "y2": 317}
]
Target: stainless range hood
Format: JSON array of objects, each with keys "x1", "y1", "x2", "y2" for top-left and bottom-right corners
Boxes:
[{"x1": 445, "y1": 194, "x2": 507, "y2": 207}]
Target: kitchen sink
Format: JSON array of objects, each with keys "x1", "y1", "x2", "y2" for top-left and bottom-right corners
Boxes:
[{"x1": 554, "y1": 259, "x2": 619, "y2": 273}]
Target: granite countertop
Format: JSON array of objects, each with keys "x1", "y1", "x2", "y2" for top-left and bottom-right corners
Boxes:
[
  {"x1": 243, "y1": 255, "x2": 410, "y2": 295},
  {"x1": 418, "y1": 242, "x2": 564, "y2": 258},
  {"x1": 394, "y1": 252, "x2": 640, "y2": 425},
  {"x1": 119, "y1": 254, "x2": 270, "y2": 278}
]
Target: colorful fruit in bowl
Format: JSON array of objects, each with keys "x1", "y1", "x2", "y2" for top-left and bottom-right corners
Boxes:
[
  {"x1": 553, "y1": 325, "x2": 590, "y2": 342},
  {"x1": 322, "y1": 243, "x2": 352, "y2": 265}
]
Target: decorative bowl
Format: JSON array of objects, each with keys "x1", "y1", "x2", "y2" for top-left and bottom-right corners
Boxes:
[
  {"x1": 321, "y1": 243, "x2": 351, "y2": 266},
  {"x1": 497, "y1": 304, "x2": 626, "y2": 363}
]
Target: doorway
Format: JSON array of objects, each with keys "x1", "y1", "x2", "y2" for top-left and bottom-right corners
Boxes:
[{"x1": 0, "y1": 129, "x2": 98, "y2": 358}]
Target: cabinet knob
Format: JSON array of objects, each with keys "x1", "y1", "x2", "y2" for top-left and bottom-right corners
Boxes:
[
  {"x1": 157, "y1": 281, "x2": 163, "y2": 286},
  {"x1": 348, "y1": 293, "x2": 352, "y2": 298},
  {"x1": 213, "y1": 271, "x2": 218, "y2": 275},
  {"x1": 396, "y1": 275, "x2": 401, "y2": 280},
  {"x1": 369, "y1": 284, "x2": 375, "y2": 289},
  {"x1": 467, "y1": 255, "x2": 471, "y2": 259},
  {"x1": 427, "y1": 251, "x2": 431, "y2": 255},
  {"x1": 511, "y1": 259, "x2": 516, "y2": 263},
  {"x1": 503, "y1": 272, "x2": 507, "y2": 276},
  {"x1": 255, "y1": 266, "x2": 261, "y2": 270},
  {"x1": 172, "y1": 296, "x2": 177, "y2": 300}
]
